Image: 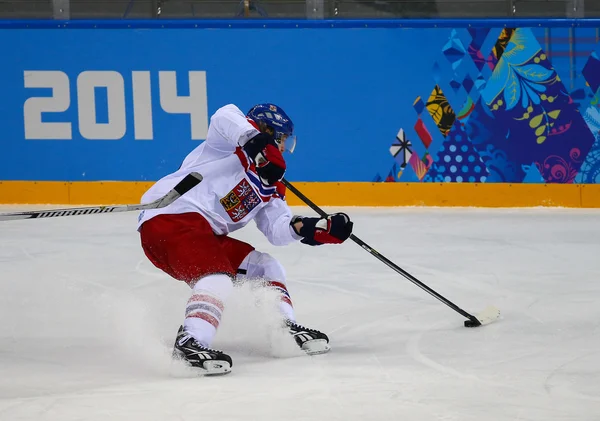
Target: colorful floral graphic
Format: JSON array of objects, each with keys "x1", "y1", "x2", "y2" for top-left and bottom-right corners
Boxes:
[
  {"x1": 389, "y1": 26, "x2": 600, "y2": 184},
  {"x1": 424, "y1": 121, "x2": 489, "y2": 183},
  {"x1": 575, "y1": 107, "x2": 600, "y2": 183},
  {"x1": 488, "y1": 28, "x2": 515, "y2": 70},
  {"x1": 426, "y1": 85, "x2": 456, "y2": 137}
]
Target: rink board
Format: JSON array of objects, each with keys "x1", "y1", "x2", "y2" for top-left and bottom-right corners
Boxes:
[
  {"x1": 1, "y1": 181, "x2": 599, "y2": 208},
  {"x1": 2, "y1": 19, "x2": 600, "y2": 206}
]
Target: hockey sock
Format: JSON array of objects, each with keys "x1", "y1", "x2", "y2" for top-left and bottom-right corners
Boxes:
[{"x1": 184, "y1": 273, "x2": 233, "y2": 347}]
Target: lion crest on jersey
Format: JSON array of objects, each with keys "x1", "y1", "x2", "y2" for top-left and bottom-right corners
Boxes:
[{"x1": 220, "y1": 179, "x2": 261, "y2": 222}]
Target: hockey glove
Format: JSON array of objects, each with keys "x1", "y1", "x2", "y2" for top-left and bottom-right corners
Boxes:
[
  {"x1": 243, "y1": 132, "x2": 286, "y2": 186},
  {"x1": 292, "y1": 213, "x2": 353, "y2": 246}
]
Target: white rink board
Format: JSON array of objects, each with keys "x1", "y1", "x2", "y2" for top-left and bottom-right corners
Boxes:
[{"x1": 1, "y1": 206, "x2": 599, "y2": 421}]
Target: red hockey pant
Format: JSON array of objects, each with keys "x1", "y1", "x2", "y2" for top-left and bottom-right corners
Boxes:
[{"x1": 139, "y1": 212, "x2": 255, "y2": 285}]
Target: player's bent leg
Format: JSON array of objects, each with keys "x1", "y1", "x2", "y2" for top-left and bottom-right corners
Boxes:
[
  {"x1": 139, "y1": 213, "x2": 235, "y2": 374},
  {"x1": 237, "y1": 250, "x2": 330, "y2": 355}
]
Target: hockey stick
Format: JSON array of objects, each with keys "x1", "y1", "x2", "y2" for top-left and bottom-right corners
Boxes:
[
  {"x1": 282, "y1": 178, "x2": 500, "y2": 328},
  {"x1": 0, "y1": 172, "x2": 203, "y2": 222}
]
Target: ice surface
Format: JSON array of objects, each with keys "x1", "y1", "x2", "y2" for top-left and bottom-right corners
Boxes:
[{"x1": 1, "y1": 206, "x2": 600, "y2": 421}]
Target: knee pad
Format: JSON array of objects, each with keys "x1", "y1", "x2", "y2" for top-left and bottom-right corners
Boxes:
[
  {"x1": 237, "y1": 250, "x2": 294, "y2": 316},
  {"x1": 238, "y1": 250, "x2": 286, "y2": 283}
]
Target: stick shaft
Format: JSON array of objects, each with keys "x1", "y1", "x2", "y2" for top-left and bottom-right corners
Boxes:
[
  {"x1": 0, "y1": 172, "x2": 203, "y2": 221},
  {"x1": 282, "y1": 178, "x2": 479, "y2": 322}
]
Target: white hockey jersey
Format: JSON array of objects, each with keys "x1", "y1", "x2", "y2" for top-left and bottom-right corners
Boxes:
[{"x1": 137, "y1": 104, "x2": 301, "y2": 246}]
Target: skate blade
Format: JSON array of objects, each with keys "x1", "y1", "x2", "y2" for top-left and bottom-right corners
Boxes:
[
  {"x1": 202, "y1": 360, "x2": 232, "y2": 376},
  {"x1": 302, "y1": 339, "x2": 331, "y2": 356},
  {"x1": 171, "y1": 352, "x2": 232, "y2": 377},
  {"x1": 170, "y1": 360, "x2": 232, "y2": 377}
]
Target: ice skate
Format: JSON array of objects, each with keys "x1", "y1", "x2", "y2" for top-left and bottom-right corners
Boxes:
[
  {"x1": 172, "y1": 326, "x2": 232, "y2": 375},
  {"x1": 285, "y1": 320, "x2": 330, "y2": 355}
]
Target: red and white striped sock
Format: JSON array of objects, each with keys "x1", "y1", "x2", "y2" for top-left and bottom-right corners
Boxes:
[
  {"x1": 184, "y1": 273, "x2": 233, "y2": 347},
  {"x1": 263, "y1": 280, "x2": 294, "y2": 321}
]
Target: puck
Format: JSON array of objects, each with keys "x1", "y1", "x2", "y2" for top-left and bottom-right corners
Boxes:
[{"x1": 464, "y1": 319, "x2": 481, "y2": 328}]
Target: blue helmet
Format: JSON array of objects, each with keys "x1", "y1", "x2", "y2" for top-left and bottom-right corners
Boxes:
[{"x1": 247, "y1": 103, "x2": 296, "y2": 153}]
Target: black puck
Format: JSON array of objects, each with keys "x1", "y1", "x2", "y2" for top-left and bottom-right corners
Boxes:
[{"x1": 464, "y1": 319, "x2": 481, "y2": 328}]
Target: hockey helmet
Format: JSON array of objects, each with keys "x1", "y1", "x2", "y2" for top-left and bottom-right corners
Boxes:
[{"x1": 247, "y1": 103, "x2": 296, "y2": 153}]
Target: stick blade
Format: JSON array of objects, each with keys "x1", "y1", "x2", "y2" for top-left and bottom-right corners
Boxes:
[
  {"x1": 464, "y1": 305, "x2": 500, "y2": 328},
  {"x1": 476, "y1": 305, "x2": 501, "y2": 326}
]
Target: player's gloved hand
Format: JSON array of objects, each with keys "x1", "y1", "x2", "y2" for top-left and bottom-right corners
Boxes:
[
  {"x1": 243, "y1": 132, "x2": 286, "y2": 186},
  {"x1": 292, "y1": 213, "x2": 353, "y2": 246}
]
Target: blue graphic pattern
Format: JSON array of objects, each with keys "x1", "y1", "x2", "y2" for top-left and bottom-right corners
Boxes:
[{"x1": 424, "y1": 121, "x2": 489, "y2": 182}]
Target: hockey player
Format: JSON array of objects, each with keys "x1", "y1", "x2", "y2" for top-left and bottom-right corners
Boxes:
[{"x1": 137, "y1": 103, "x2": 353, "y2": 375}]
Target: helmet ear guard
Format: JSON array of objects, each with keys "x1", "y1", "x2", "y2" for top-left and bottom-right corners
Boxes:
[{"x1": 257, "y1": 121, "x2": 274, "y2": 136}]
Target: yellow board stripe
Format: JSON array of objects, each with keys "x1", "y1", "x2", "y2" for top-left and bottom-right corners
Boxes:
[{"x1": 0, "y1": 181, "x2": 599, "y2": 208}]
